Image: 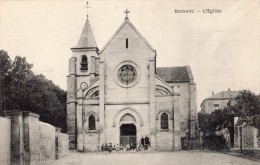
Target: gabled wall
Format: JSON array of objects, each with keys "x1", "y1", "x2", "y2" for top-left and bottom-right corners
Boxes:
[{"x1": 100, "y1": 21, "x2": 155, "y2": 103}]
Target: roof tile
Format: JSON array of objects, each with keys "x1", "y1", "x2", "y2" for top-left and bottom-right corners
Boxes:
[{"x1": 156, "y1": 66, "x2": 192, "y2": 83}]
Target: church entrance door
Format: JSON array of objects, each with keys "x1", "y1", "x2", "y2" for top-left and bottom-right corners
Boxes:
[{"x1": 120, "y1": 124, "x2": 136, "y2": 146}]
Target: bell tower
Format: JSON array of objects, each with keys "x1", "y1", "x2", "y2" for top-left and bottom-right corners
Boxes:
[{"x1": 67, "y1": 13, "x2": 99, "y2": 148}]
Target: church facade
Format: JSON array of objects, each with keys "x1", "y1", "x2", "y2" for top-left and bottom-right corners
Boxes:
[{"x1": 67, "y1": 12, "x2": 197, "y2": 152}]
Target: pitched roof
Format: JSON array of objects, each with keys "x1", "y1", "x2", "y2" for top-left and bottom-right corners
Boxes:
[
  {"x1": 156, "y1": 66, "x2": 194, "y2": 83},
  {"x1": 205, "y1": 91, "x2": 239, "y2": 100},
  {"x1": 200, "y1": 90, "x2": 239, "y2": 106},
  {"x1": 99, "y1": 18, "x2": 156, "y2": 53},
  {"x1": 72, "y1": 18, "x2": 97, "y2": 49}
]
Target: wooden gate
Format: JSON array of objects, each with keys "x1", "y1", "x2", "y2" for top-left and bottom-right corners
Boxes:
[{"x1": 120, "y1": 135, "x2": 136, "y2": 146}]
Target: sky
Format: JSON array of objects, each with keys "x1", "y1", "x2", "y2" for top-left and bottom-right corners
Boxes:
[{"x1": 0, "y1": 0, "x2": 260, "y2": 110}]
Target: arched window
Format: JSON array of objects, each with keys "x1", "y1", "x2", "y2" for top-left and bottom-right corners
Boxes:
[
  {"x1": 80, "y1": 55, "x2": 88, "y2": 70},
  {"x1": 89, "y1": 115, "x2": 95, "y2": 130},
  {"x1": 161, "y1": 113, "x2": 168, "y2": 129}
]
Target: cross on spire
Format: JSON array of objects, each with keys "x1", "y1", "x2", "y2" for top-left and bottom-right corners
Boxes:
[
  {"x1": 124, "y1": 9, "x2": 130, "y2": 20},
  {"x1": 85, "y1": 1, "x2": 91, "y2": 18}
]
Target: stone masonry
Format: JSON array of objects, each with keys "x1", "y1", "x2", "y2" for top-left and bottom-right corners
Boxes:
[{"x1": 67, "y1": 12, "x2": 198, "y2": 151}]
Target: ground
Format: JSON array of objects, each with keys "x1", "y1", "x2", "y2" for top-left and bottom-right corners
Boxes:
[{"x1": 40, "y1": 150, "x2": 260, "y2": 165}]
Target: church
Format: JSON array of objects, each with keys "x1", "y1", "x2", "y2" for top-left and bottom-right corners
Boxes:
[{"x1": 67, "y1": 10, "x2": 197, "y2": 152}]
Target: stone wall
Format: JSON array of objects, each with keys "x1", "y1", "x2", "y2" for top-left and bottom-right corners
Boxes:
[
  {"x1": 0, "y1": 117, "x2": 11, "y2": 165},
  {"x1": 56, "y1": 133, "x2": 69, "y2": 159},
  {"x1": 67, "y1": 102, "x2": 77, "y2": 149},
  {"x1": 234, "y1": 124, "x2": 260, "y2": 150},
  {"x1": 242, "y1": 125, "x2": 254, "y2": 149},
  {"x1": 39, "y1": 122, "x2": 56, "y2": 161},
  {"x1": 253, "y1": 128, "x2": 259, "y2": 148},
  {"x1": 23, "y1": 112, "x2": 40, "y2": 164},
  {"x1": 84, "y1": 133, "x2": 99, "y2": 152},
  {"x1": 155, "y1": 132, "x2": 174, "y2": 151},
  {"x1": 67, "y1": 57, "x2": 77, "y2": 149},
  {"x1": 5, "y1": 111, "x2": 24, "y2": 165},
  {"x1": 2, "y1": 111, "x2": 69, "y2": 165},
  {"x1": 189, "y1": 83, "x2": 197, "y2": 140},
  {"x1": 169, "y1": 82, "x2": 192, "y2": 137},
  {"x1": 155, "y1": 96, "x2": 174, "y2": 151},
  {"x1": 81, "y1": 104, "x2": 100, "y2": 152}
]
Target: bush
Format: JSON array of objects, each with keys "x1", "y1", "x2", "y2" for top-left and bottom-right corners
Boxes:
[{"x1": 203, "y1": 135, "x2": 229, "y2": 151}]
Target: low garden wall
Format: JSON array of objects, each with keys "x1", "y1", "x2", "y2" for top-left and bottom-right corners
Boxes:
[
  {"x1": 0, "y1": 117, "x2": 11, "y2": 165},
  {"x1": 39, "y1": 122, "x2": 56, "y2": 161},
  {"x1": 56, "y1": 133, "x2": 69, "y2": 159},
  {"x1": 2, "y1": 110, "x2": 69, "y2": 165}
]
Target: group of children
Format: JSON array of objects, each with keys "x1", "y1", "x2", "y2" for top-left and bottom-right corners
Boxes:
[
  {"x1": 100, "y1": 135, "x2": 151, "y2": 153},
  {"x1": 100, "y1": 143, "x2": 124, "y2": 153}
]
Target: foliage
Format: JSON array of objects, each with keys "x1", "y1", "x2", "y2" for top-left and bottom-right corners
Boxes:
[
  {"x1": 254, "y1": 96, "x2": 260, "y2": 130},
  {"x1": 199, "y1": 108, "x2": 234, "y2": 135},
  {"x1": 233, "y1": 90, "x2": 260, "y2": 117},
  {"x1": 211, "y1": 107, "x2": 234, "y2": 130},
  {"x1": 199, "y1": 90, "x2": 260, "y2": 146},
  {"x1": 0, "y1": 50, "x2": 67, "y2": 132},
  {"x1": 0, "y1": 50, "x2": 12, "y2": 114},
  {"x1": 232, "y1": 90, "x2": 260, "y2": 129},
  {"x1": 253, "y1": 114, "x2": 260, "y2": 131},
  {"x1": 0, "y1": 50, "x2": 12, "y2": 74},
  {"x1": 198, "y1": 112, "x2": 213, "y2": 133},
  {"x1": 203, "y1": 134, "x2": 229, "y2": 151}
]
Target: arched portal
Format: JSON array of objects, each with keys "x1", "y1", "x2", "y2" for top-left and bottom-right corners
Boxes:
[
  {"x1": 119, "y1": 114, "x2": 137, "y2": 146},
  {"x1": 120, "y1": 124, "x2": 136, "y2": 146}
]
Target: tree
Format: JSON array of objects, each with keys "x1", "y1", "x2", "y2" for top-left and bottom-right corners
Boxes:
[
  {"x1": 198, "y1": 112, "x2": 213, "y2": 134},
  {"x1": 5, "y1": 56, "x2": 33, "y2": 110},
  {"x1": 1, "y1": 50, "x2": 67, "y2": 132},
  {"x1": 198, "y1": 110, "x2": 232, "y2": 150},
  {"x1": 252, "y1": 95, "x2": 260, "y2": 130},
  {"x1": 232, "y1": 90, "x2": 260, "y2": 127},
  {"x1": 0, "y1": 50, "x2": 12, "y2": 115},
  {"x1": 233, "y1": 90, "x2": 259, "y2": 116}
]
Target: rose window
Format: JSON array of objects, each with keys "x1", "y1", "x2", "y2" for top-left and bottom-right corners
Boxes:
[{"x1": 118, "y1": 65, "x2": 137, "y2": 85}]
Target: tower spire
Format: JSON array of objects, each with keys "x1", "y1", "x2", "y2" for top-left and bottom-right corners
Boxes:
[
  {"x1": 73, "y1": 19, "x2": 97, "y2": 49},
  {"x1": 72, "y1": 2, "x2": 97, "y2": 49}
]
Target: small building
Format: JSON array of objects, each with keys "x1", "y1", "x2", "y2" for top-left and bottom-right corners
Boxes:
[
  {"x1": 200, "y1": 89, "x2": 238, "y2": 114},
  {"x1": 234, "y1": 117, "x2": 260, "y2": 150}
]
